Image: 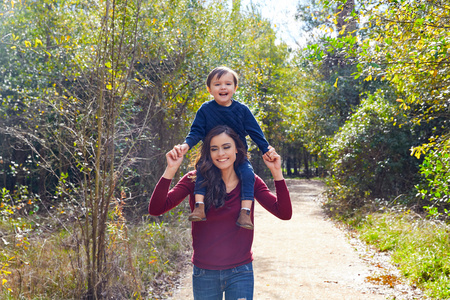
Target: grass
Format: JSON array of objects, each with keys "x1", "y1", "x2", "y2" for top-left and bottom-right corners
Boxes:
[
  {"x1": 0, "y1": 220, "x2": 81, "y2": 299},
  {"x1": 355, "y1": 211, "x2": 450, "y2": 299},
  {"x1": 0, "y1": 205, "x2": 192, "y2": 299}
]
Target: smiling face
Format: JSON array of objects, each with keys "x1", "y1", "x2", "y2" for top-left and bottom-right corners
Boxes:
[
  {"x1": 207, "y1": 72, "x2": 237, "y2": 107},
  {"x1": 209, "y1": 132, "x2": 238, "y2": 171}
]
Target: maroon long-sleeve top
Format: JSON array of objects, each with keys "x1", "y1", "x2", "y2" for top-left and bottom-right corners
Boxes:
[{"x1": 148, "y1": 171, "x2": 292, "y2": 270}]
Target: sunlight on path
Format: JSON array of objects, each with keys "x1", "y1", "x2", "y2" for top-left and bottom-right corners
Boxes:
[{"x1": 252, "y1": 179, "x2": 385, "y2": 299}]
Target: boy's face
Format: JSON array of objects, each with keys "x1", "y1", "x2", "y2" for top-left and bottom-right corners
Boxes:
[{"x1": 207, "y1": 72, "x2": 237, "y2": 107}]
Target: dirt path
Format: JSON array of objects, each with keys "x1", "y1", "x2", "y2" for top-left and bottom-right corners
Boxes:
[{"x1": 170, "y1": 179, "x2": 423, "y2": 299}]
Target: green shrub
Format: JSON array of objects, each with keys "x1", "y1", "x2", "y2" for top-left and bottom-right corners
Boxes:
[
  {"x1": 325, "y1": 90, "x2": 419, "y2": 210},
  {"x1": 416, "y1": 139, "x2": 450, "y2": 218}
]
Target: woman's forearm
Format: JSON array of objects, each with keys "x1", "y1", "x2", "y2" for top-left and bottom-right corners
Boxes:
[
  {"x1": 148, "y1": 177, "x2": 172, "y2": 215},
  {"x1": 162, "y1": 166, "x2": 179, "y2": 180},
  {"x1": 270, "y1": 168, "x2": 284, "y2": 181},
  {"x1": 274, "y1": 180, "x2": 292, "y2": 220},
  {"x1": 254, "y1": 177, "x2": 292, "y2": 220}
]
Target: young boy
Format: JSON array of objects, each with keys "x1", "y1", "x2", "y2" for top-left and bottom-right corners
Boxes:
[{"x1": 177, "y1": 66, "x2": 272, "y2": 230}]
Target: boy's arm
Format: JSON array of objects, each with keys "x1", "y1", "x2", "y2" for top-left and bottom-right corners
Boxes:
[
  {"x1": 243, "y1": 106, "x2": 270, "y2": 154},
  {"x1": 184, "y1": 107, "x2": 207, "y2": 150}
]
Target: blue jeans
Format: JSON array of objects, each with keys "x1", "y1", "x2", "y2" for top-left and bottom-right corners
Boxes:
[
  {"x1": 192, "y1": 262, "x2": 254, "y2": 300},
  {"x1": 195, "y1": 158, "x2": 255, "y2": 201}
]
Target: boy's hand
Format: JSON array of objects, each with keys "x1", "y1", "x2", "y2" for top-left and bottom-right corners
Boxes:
[
  {"x1": 166, "y1": 146, "x2": 184, "y2": 169},
  {"x1": 163, "y1": 146, "x2": 184, "y2": 180},
  {"x1": 263, "y1": 146, "x2": 276, "y2": 162},
  {"x1": 262, "y1": 146, "x2": 283, "y2": 180},
  {"x1": 177, "y1": 143, "x2": 190, "y2": 158}
]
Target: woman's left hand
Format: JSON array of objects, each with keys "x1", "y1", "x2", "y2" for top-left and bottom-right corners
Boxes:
[
  {"x1": 263, "y1": 146, "x2": 276, "y2": 162},
  {"x1": 263, "y1": 146, "x2": 283, "y2": 180}
]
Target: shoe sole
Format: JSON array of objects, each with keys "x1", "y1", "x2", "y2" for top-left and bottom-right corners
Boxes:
[
  {"x1": 236, "y1": 222, "x2": 254, "y2": 230},
  {"x1": 189, "y1": 216, "x2": 206, "y2": 222}
]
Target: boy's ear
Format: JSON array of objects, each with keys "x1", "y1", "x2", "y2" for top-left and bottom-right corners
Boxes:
[
  {"x1": 206, "y1": 86, "x2": 211, "y2": 94},
  {"x1": 235, "y1": 85, "x2": 238, "y2": 91}
]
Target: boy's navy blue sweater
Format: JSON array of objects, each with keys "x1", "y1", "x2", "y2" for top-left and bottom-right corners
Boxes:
[{"x1": 185, "y1": 100, "x2": 269, "y2": 154}]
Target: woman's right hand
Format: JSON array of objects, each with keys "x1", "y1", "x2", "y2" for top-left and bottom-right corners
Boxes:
[{"x1": 163, "y1": 145, "x2": 185, "y2": 179}]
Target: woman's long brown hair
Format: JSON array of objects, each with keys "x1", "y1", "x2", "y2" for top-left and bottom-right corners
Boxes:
[{"x1": 195, "y1": 125, "x2": 248, "y2": 212}]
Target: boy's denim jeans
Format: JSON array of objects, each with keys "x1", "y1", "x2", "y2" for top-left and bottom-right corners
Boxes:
[
  {"x1": 192, "y1": 262, "x2": 254, "y2": 300},
  {"x1": 195, "y1": 158, "x2": 255, "y2": 201}
]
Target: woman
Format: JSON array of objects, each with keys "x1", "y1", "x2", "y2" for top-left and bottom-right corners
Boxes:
[{"x1": 148, "y1": 125, "x2": 292, "y2": 300}]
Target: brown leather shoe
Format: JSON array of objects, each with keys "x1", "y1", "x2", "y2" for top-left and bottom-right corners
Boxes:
[
  {"x1": 188, "y1": 203, "x2": 206, "y2": 221},
  {"x1": 236, "y1": 209, "x2": 254, "y2": 230}
]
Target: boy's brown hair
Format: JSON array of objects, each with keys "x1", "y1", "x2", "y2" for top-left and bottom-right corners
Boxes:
[{"x1": 206, "y1": 66, "x2": 239, "y2": 88}]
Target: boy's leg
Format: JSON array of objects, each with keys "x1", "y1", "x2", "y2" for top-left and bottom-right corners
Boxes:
[
  {"x1": 236, "y1": 160, "x2": 255, "y2": 230},
  {"x1": 189, "y1": 170, "x2": 207, "y2": 221}
]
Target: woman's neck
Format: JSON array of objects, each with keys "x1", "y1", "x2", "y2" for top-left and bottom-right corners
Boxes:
[{"x1": 221, "y1": 168, "x2": 239, "y2": 193}]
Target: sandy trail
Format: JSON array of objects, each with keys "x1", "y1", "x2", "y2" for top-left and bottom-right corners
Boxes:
[{"x1": 170, "y1": 179, "x2": 421, "y2": 299}]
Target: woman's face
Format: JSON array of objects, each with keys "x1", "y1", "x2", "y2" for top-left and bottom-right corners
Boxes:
[{"x1": 209, "y1": 132, "x2": 238, "y2": 171}]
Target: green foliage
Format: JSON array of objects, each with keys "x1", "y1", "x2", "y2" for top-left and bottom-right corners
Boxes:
[
  {"x1": 356, "y1": 0, "x2": 450, "y2": 131},
  {"x1": 316, "y1": 0, "x2": 449, "y2": 160},
  {"x1": 293, "y1": 0, "x2": 385, "y2": 162},
  {"x1": 326, "y1": 91, "x2": 419, "y2": 208},
  {"x1": 295, "y1": 0, "x2": 335, "y2": 39},
  {"x1": 354, "y1": 0, "x2": 450, "y2": 215},
  {"x1": 302, "y1": 0, "x2": 449, "y2": 216},
  {"x1": 358, "y1": 212, "x2": 450, "y2": 299},
  {"x1": 416, "y1": 140, "x2": 450, "y2": 218}
]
